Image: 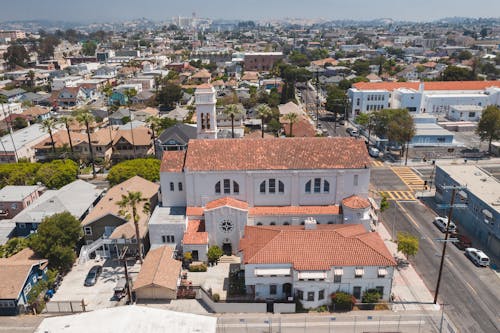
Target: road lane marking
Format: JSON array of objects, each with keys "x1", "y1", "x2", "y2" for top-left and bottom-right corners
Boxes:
[
  {"x1": 465, "y1": 281, "x2": 479, "y2": 296},
  {"x1": 395, "y1": 201, "x2": 421, "y2": 231},
  {"x1": 391, "y1": 166, "x2": 425, "y2": 191},
  {"x1": 380, "y1": 191, "x2": 417, "y2": 201}
]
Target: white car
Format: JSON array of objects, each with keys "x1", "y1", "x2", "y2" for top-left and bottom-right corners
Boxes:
[
  {"x1": 433, "y1": 217, "x2": 457, "y2": 233},
  {"x1": 465, "y1": 248, "x2": 490, "y2": 267}
]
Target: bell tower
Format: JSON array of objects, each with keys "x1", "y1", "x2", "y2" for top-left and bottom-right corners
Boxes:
[{"x1": 195, "y1": 84, "x2": 217, "y2": 139}]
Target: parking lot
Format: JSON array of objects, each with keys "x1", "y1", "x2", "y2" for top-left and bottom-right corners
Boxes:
[{"x1": 50, "y1": 258, "x2": 141, "y2": 311}]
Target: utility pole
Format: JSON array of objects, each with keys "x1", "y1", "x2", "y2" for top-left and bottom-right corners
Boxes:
[
  {"x1": 118, "y1": 246, "x2": 133, "y2": 304},
  {"x1": 433, "y1": 186, "x2": 467, "y2": 304}
]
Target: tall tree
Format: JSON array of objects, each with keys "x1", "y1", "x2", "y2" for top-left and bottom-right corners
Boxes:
[
  {"x1": 41, "y1": 118, "x2": 57, "y2": 155},
  {"x1": 116, "y1": 191, "x2": 150, "y2": 264},
  {"x1": 74, "y1": 109, "x2": 96, "y2": 176},
  {"x1": 284, "y1": 112, "x2": 299, "y2": 137},
  {"x1": 27, "y1": 70, "x2": 35, "y2": 88},
  {"x1": 58, "y1": 116, "x2": 74, "y2": 156},
  {"x1": 326, "y1": 86, "x2": 347, "y2": 123},
  {"x1": 3, "y1": 44, "x2": 29, "y2": 69},
  {"x1": 256, "y1": 104, "x2": 272, "y2": 138},
  {"x1": 223, "y1": 104, "x2": 244, "y2": 138},
  {"x1": 146, "y1": 116, "x2": 162, "y2": 157},
  {"x1": 81, "y1": 40, "x2": 97, "y2": 56},
  {"x1": 386, "y1": 109, "x2": 416, "y2": 165},
  {"x1": 157, "y1": 82, "x2": 183, "y2": 110},
  {"x1": 476, "y1": 105, "x2": 500, "y2": 153}
]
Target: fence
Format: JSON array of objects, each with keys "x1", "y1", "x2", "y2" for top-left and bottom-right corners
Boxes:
[
  {"x1": 197, "y1": 287, "x2": 295, "y2": 314},
  {"x1": 44, "y1": 300, "x2": 86, "y2": 313}
]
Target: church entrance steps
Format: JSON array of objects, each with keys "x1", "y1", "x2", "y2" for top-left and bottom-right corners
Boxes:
[{"x1": 218, "y1": 255, "x2": 241, "y2": 264}]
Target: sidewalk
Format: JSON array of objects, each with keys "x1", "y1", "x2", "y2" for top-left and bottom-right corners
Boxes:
[{"x1": 376, "y1": 223, "x2": 439, "y2": 312}]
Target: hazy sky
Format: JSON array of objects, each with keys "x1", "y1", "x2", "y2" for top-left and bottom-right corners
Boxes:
[{"x1": 1, "y1": 0, "x2": 499, "y2": 22}]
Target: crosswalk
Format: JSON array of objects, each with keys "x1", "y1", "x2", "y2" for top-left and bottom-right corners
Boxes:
[
  {"x1": 371, "y1": 160, "x2": 384, "y2": 167},
  {"x1": 391, "y1": 167, "x2": 425, "y2": 191},
  {"x1": 380, "y1": 191, "x2": 417, "y2": 201}
]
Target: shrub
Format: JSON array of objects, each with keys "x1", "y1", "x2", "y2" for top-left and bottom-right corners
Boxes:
[
  {"x1": 183, "y1": 252, "x2": 192, "y2": 261},
  {"x1": 331, "y1": 292, "x2": 355, "y2": 312},
  {"x1": 207, "y1": 245, "x2": 223, "y2": 264},
  {"x1": 362, "y1": 289, "x2": 381, "y2": 304},
  {"x1": 212, "y1": 293, "x2": 220, "y2": 302},
  {"x1": 107, "y1": 158, "x2": 160, "y2": 185},
  {"x1": 188, "y1": 263, "x2": 207, "y2": 272}
]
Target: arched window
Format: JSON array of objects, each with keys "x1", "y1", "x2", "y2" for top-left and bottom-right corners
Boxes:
[
  {"x1": 233, "y1": 181, "x2": 239, "y2": 194},
  {"x1": 305, "y1": 180, "x2": 311, "y2": 193},
  {"x1": 215, "y1": 179, "x2": 239, "y2": 195},
  {"x1": 270, "y1": 222, "x2": 276, "y2": 226},
  {"x1": 256, "y1": 222, "x2": 263, "y2": 226},
  {"x1": 200, "y1": 113, "x2": 205, "y2": 129},
  {"x1": 215, "y1": 181, "x2": 221, "y2": 194},
  {"x1": 278, "y1": 181, "x2": 284, "y2": 193},
  {"x1": 323, "y1": 180, "x2": 330, "y2": 193},
  {"x1": 260, "y1": 181, "x2": 266, "y2": 193},
  {"x1": 206, "y1": 113, "x2": 211, "y2": 129},
  {"x1": 170, "y1": 182, "x2": 174, "y2": 191},
  {"x1": 269, "y1": 179, "x2": 276, "y2": 193}
]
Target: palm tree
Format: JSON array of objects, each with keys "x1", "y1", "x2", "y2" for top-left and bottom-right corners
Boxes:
[
  {"x1": 27, "y1": 70, "x2": 35, "y2": 89},
  {"x1": 116, "y1": 191, "x2": 150, "y2": 264},
  {"x1": 284, "y1": 112, "x2": 299, "y2": 137},
  {"x1": 74, "y1": 109, "x2": 96, "y2": 176},
  {"x1": 146, "y1": 116, "x2": 162, "y2": 157},
  {"x1": 256, "y1": 104, "x2": 272, "y2": 138},
  {"x1": 41, "y1": 118, "x2": 57, "y2": 155},
  {"x1": 58, "y1": 116, "x2": 74, "y2": 157},
  {"x1": 223, "y1": 104, "x2": 243, "y2": 138}
]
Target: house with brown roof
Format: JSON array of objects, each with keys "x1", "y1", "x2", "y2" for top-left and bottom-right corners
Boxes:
[
  {"x1": 79, "y1": 176, "x2": 159, "y2": 262},
  {"x1": 0, "y1": 248, "x2": 48, "y2": 315},
  {"x1": 191, "y1": 69, "x2": 211, "y2": 84},
  {"x1": 111, "y1": 126, "x2": 153, "y2": 161},
  {"x1": 153, "y1": 137, "x2": 375, "y2": 261},
  {"x1": 133, "y1": 246, "x2": 182, "y2": 301},
  {"x1": 239, "y1": 223, "x2": 396, "y2": 308}
]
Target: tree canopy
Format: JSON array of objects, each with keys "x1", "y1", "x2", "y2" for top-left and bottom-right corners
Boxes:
[
  {"x1": 3, "y1": 44, "x2": 30, "y2": 69},
  {"x1": 29, "y1": 212, "x2": 82, "y2": 272},
  {"x1": 441, "y1": 65, "x2": 476, "y2": 81},
  {"x1": 397, "y1": 232, "x2": 419, "y2": 258},
  {"x1": 476, "y1": 105, "x2": 500, "y2": 153},
  {"x1": 82, "y1": 40, "x2": 98, "y2": 56},
  {"x1": 107, "y1": 158, "x2": 160, "y2": 186},
  {"x1": 157, "y1": 82, "x2": 183, "y2": 110},
  {"x1": 0, "y1": 160, "x2": 78, "y2": 189}
]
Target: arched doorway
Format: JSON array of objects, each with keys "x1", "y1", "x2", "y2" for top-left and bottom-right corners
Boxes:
[
  {"x1": 282, "y1": 283, "x2": 292, "y2": 299},
  {"x1": 222, "y1": 242, "x2": 232, "y2": 255}
]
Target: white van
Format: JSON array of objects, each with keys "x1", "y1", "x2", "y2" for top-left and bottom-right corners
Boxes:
[
  {"x1": 433, "y1": 217, "x2": 457, "y2": 233},
  {"x1": 465, "y1": 248, "x2": 490, "y2": 267}
]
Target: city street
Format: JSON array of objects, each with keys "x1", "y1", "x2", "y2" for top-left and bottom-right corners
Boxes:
[{"x1": 373, "y1": 163, "x2": 500, "y2": 333}]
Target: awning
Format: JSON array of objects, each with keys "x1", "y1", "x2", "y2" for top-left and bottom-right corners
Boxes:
[
  {"x1": 355, "y1": 268, "x2": 365, "y2": 276},
  {"x1": 334, "y1": 268, "x2": 343, "y2": 276},
  {"x1": 254, "y1": 268, "x2": 291, "y2": 276},
  {"x1": 378, "y1": 268, "x2": 388, "y2": 276},
  {"x1": 298, "y1": 271, "x2": 327, "y2": 279}
]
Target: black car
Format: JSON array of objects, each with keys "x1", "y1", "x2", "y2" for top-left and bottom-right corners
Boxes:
[{"x1": 84, "y1": 265, "x2": 102, "y2": 286}]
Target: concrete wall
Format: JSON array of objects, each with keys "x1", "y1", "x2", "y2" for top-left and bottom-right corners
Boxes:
[
  {"x1": 198, "y1": 288, "x2": 267, "y2": 313},
  {"x1": 160, "y1": 172, "x2": 186, "y2": 206},
  {"x1": 135, "y1": 285, "x2": 177, "y2": 300}
]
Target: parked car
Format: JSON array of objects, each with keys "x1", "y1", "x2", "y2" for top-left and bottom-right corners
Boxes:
[
  {"x1": 369, "y1": 147, "x2": 380, "y2": 158},
  {"x1": 84, "y1": 265, "x2": 102, "y2": 286},
  {"x1": 433, "y1": 217, "x2": 457, "y2": 233},
  {"x1": 349, "y1": 129, "x2": 359, "y2": 137},
  {"x1": 453, "y1": 234, "x2": 472, "y2": 251},
  {"x1": 465, "y1": 248, "x2": 490, "y2": 267}
]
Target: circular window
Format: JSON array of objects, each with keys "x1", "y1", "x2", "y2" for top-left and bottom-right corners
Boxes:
[{"x1": 219, "y1": 219, "x2": 234, "y2": 233}]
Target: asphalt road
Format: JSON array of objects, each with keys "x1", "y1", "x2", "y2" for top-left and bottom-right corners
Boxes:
[{"x1": 380, "y1": 197, "x2": 500, "y2": 333}]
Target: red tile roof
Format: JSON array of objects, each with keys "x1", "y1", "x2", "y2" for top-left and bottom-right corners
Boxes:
[
  {"x1": 239, "y1": 224, "x2": 396, "y2": 270},
  {"x1": 205, "y1": 197, "x2": 249, "y2": 210},
  {"x1": 184, "y1": 138, "x2": 371, "y2": 172},
  {"x1": 160, "y1": 150, "x2": 186, "y2": 173},
  {"x1": 186, "y1": 206, "x2": 204, "y2": 216},
  {"x1": 352, "y1": 80, "x2": 500, "y2": 92},
  {"x1": 183, "y1": 220, "x2": 208, "y2": 245},
  {"x1": 197, "y1": 83, "x2": 213, "y2": 89},
  {"x1": 342, "y1": 195, "x2": 370, "y2": 210},
  {"x1": 249, "y1": 205, "x2": 340, "y2": 216}
]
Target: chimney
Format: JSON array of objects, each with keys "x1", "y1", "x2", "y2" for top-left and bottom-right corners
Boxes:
[{"x1": 304, "y1": 217, "x2": 317, "y2": 230}]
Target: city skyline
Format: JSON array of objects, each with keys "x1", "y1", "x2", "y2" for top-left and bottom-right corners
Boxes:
[{"x1": 1, "y1": 0, "x2": 500, "y2": 23}]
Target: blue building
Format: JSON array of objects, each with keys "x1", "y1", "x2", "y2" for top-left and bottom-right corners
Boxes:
[
  {"x1": 0, "y1": 248, "x2": 48, "y2": 315},
  {"x1": 435, "y1": 165, "x2": 500, "y2": 259}
]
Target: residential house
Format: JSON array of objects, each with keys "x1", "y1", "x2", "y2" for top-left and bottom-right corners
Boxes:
[
  {"x1": 108, "y1": 91, "x2": 128, "y2": 106},
  {"x1": 80, "y1": 176, "x2": 159, "y2": 260},
  {"x1": 109, "y1": 108, "x2": 133, "y2": 125},
  {"x1": 0, "y1": 88, "x2": 26, "y2": 103},
  {"x1": 22, "y1": 106, "x2": 51, "y2": 122},
  {"x1": 157, "y1": 123, "x2": 197, "y2": 154},
  {"x1": 133, "y1": 246, "x2": 182, "y2": 301},
  {"x1": 165, "y1": 106, "x2": 189, "y2": 122},
  {"x1": 131, "y1": 90, "x2": 155, "y2": 105},
  {"x1": 191, "y1": 69, "x2": 212, "y2": 84},
  {"x1": 13, "y1": 180, "x2": 103, "y2": 237},
  {"x1": 0, "y1": 186, "x2": 42, "y2": 220},
  {"x1": 0, "y1": 248, "x2": 48, "y2": 316},
  {"x1": 0, "y1": 124, "x2": 51, "y2": 163},
  {"x1": 54, "y1": 87, "x2": 87, "y2": 108},
  {"x1": 133, "y1": 107, "x2": 159, "y2": 122},
  {"x1": 112, "y1": 127, "x2": 153, "y2": 161},
  {"x1": 239, "y1": 223, "x2": 396, "y2": 308}
]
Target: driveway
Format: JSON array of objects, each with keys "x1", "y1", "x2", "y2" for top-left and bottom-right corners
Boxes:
[{"x1": 50, "y1": 258, "x2": 141, "y2": 311}]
